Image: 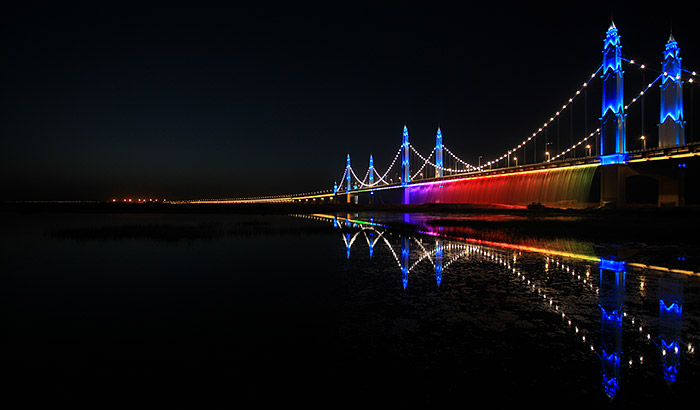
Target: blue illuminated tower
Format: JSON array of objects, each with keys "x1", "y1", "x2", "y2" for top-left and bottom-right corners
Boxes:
[
  {"x1": 435, "y1": 127, "x2": 444, "y2": 178},
  {"x1": 402, "y1": 125, "x2": 410, "y2": 186},
  {"x1": 599, "y1": 258, "x2": 626, "y2": 399},
  {"x1": 659, "y1": 34, "x2": 685, "y2": 147},
  {"x1": 600, "y1": 22, "x2": 627, "y2": 162},
  {"x1": 369, "y1": 154, "x2": 374, "y2": 185},
  {"x1": 346, "y1": 153, "x2": 352, "y2": 194}
]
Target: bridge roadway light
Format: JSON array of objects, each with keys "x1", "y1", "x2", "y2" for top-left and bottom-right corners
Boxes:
[
  {"x1": 586, "y1": 145, "x2": 591, "y2": 156},
  {"x1": 545, "y1": 151, "x2": 550, "y2": 161},
  {"x1": 641, "y1": 135, "x2": 646, "y2": 150}
]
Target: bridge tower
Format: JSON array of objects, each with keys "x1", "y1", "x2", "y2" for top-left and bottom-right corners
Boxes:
[
  {"x1": 346, "y1": 154, "x2": 352, "y2": 203},
  {"x1": 402, "y1": 125, "x2": 410, "y2": 186},
  {"x1": 435, "y1": 127, "x2": 444, "y2": 178},
  {"x1": 598, "y1": 258, "x2": 626, "y2": 399},
  {"x1": 659, "y1": 34, "x2": 685, "y2": 147},
  {"x1": 600, "y1": 22, "x2": 627, "y2": 162},
  {"x1": 369, "y1": 155, "x2": 375, "y2": 185}
]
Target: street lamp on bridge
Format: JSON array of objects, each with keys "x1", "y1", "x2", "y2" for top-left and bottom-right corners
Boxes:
[
  {"x1": 641, "y1": 135, "x2": 646, "y2": 150},
  {"x1": 586, "y1": 144, "x2": 591, "y2": 157},
  {"x1": 545, "y1": 151, "x2": 551, "y2": 161}
]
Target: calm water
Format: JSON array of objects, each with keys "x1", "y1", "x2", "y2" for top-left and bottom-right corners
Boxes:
[{"x1": 1, "y1": 211, "x2": 698, "y2": 407}]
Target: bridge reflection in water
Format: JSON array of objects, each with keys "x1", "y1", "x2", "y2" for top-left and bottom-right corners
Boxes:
[{"x1": 296, "y1": 213, "x2": 697, "y2": 401}]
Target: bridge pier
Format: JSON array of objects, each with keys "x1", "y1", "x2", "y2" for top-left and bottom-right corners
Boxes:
[
  {"x1": 600, "y1": 160, "x2": 689, "y2": 208},
  {"x1": 600, "y1": 164, "x2": 629, "y2": 208}
]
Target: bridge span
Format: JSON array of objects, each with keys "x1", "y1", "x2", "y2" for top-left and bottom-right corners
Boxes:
[{"x1": 191, "y1": 22, "x2": 700, "y2": 209}]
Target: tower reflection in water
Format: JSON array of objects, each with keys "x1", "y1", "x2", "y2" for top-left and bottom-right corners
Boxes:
[
  {"x1": 599, "y1": 258, "x2": 625, "y2": 399},
  {"x1": 293, "y1": 213, "x2": 697, "y2": 401}
]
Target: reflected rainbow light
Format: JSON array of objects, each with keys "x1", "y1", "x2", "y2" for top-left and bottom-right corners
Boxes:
[
  {"x1": 309, "y1": 213, "x2": 700, "y2": 277},
  {"x1": 417, "y1": 228, "x2": 602, "y2": 263}
]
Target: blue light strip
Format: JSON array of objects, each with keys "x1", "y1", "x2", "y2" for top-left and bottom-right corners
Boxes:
[
  {"x1": 599, "y1": 153, "x2": 627, "y2": 165},
  {"x1": 600, "y1": 258, "x2": 626, "y2": 272}
]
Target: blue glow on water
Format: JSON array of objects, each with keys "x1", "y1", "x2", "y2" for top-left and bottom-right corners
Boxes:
[
  {"x1": 435, "y1": 243, "x2": 443, "y2": 286},
  {"x1": 599, "y1": 153, "x2": 627, "y2": 165},
  {"x1": 661, "y1": 339, "x2": 680, "y2": 351},
  {"x1": 401, "y1": 236, "x2": 410, "y2": 289},
  {"x1": 664, "y1": 364, "x2": 678, "y2": 383},
  {"x1": 601, "y1": 348, "x2": 621, "y2": 366},
  {"x1": 600, "y1": 306, "x2": 623, "y2": 323},
  {"x1": 600, "y1": 258, "x2": 626, "y2": 271},
  {"x1": 660, "y1": 299, "x2": 682, "y2": 315},
  {"x1": 602, "y1": 374, "x2": 619, "y2": 399}
]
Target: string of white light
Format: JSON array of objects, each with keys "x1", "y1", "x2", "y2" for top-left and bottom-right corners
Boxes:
[
  {"x1": 444, "y1": 146, "x2": 477, "y2": 171},
  {"x1": 409, "y1": 146, "x2": 436, "y2": 180},
  {"x1": 545, "y1": 73, "x2": 662, "y2": 162},
  {"x1": 409, "y1": 144, "x2": 471, "y2": 174},
  {"x1": 547, "y1": 129, "x2": 599, "y2": 162},
  {"x1": 477, "y1": 64, "x2": 603, "y2": 171}
]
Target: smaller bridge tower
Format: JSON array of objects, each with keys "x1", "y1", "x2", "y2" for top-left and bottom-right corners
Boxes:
[
  {"x1": 346, "y1": 154, "x2": 352, "y2": 203},
  {"x1": 402, "y1": 125, "x2": 410, "y2": 186},
  {"x1": 369, "y1": 154, "x2": 374, "y2": 185},
  {"x1": 659, "y1": 33, "x2": 685, "y2": 147},
  {"x1": 435, "y1": 127, "x2": 444, "y2": 178}
]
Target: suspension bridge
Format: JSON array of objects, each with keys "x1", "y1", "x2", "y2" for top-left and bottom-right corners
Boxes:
[{"x1": 197, "y1": 22, "x2": 700, "y2": 208}]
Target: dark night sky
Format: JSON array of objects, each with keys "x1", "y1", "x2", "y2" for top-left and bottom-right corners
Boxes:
[{"x1": 2, "y1": 1, "x2": 699, "y2": 200}]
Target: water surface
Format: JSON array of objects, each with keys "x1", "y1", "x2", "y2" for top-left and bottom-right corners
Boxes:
[{"x1": 1, "y1": 211, "x2": 698, "y2": 407}]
